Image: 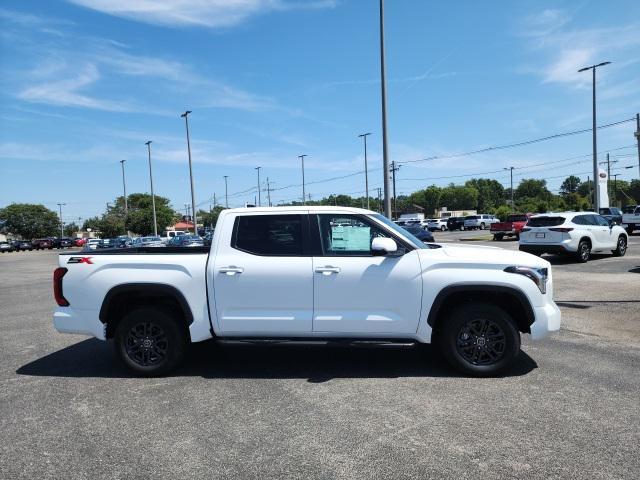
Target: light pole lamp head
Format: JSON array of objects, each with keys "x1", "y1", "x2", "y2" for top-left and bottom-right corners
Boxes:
[
  {"x1": 120, "y1": 159, "x2": 126, "y2": 165},
  {"x1": 578, "y1": 61, "x2": 611, "y2": 72},
  {"x1": 145, "y1": 140, "x2": 152, "y2": 146},
  {"x1": 181, "y1": 110, "x2": 192, "y2": 118},
  {"x1": 358, "y1": 132, "x2": 372, "y2": 138}
]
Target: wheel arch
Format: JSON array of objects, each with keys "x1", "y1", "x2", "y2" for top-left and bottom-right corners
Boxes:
[
  {"x1": 427, "y1": 285, "x2": 535, "y2": 335},
  {"x1": 100, "y1": 283, "x2": 193, "y2": 340}
]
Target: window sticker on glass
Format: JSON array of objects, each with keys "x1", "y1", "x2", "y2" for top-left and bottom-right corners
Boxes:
[{"x1": 331, "y1": 225, "x2": 370, "y2": 251}]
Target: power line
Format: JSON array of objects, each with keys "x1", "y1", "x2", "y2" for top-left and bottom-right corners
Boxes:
[{"x1": 397, "y1": 117, "x2": 636, "y2": 165}]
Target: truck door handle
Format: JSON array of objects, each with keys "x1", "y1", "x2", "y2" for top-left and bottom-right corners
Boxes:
[
  {"x1": 315, "y1": 266, "x2": 341, "y2": 275},
  {"x1": 220, "y1": 266, "x2": 244, "y2": 275}
]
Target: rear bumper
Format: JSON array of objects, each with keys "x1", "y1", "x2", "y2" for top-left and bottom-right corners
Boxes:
[
  {"x1": 519, "y1": 244, "x2": 573, "y2": 254},
  {"x1": 530, "y1": 301, "x2": 561, "y2": 340},
  {"x1": 53, "y1": 307, "x2": 105, "y2": 340}
]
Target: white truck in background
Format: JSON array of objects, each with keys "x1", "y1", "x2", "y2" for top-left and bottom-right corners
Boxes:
[
  {"x1": 621, "y1": 205, "x2": 640, "y2": 234},
  {"x1": 52, "y1": 206, "x2": 560, "y2": 377}
]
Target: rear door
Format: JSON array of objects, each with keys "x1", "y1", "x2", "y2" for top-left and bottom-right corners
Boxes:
[
  {"x1": 591, "y1": 214, "x2": 615, "y2": 249},
  {"x1": 311, "y1": 213, "x2": 423, "y2": 334},
  {"x1": 212, "y1": 212, "x2": 313, "y2": 334}
]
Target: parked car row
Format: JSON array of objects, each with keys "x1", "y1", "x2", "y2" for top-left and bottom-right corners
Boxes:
[{"x1": 0, "y1": 237, "x2": 84, "y2": 252}]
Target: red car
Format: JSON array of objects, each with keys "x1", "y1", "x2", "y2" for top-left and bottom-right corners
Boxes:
[
  {"x1": 74, "y1": 238, "x2": 87, "y2": 247},
  {"x1": 490, "y1": 214, "x2": 532, "y2": 240}
]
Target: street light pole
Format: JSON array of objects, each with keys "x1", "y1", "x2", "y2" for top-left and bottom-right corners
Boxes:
[
  {"x1": 255, "y1": 167, "x2": 262, "y2": 206},
  {"x1": 57, "y1": 203, "x2": 65, "y2": 237},
  {"x1": 578, "y1": 61, "x2": 610, "y2": 211},
  {"x1": 358, "y1": 132, "x2": 372, "y2": 209},
  {"x1": 145, "y1": 141, "x2": 158, "y2": 236},
  {"x1": 181, "y1": 110, "x2": 197, "y2": 233},
  {"x1": 224, "y1": 176, "x2": 229, "y2": 208},
  {"x1": 120, "y1": 160, "x2": 128, "y2": 216},
  {"x1": 299, "y1": 155, "x2": 307, "y2": 205},
  {"x1": 379, "y1": 0, "x2": 392, "y2": 218},
  {"x1": 504, "y1": 166, "x2": 514, "y2": 210},
  {"x1": 635, "y1": 112, "x2": 640, "y2": 178}
]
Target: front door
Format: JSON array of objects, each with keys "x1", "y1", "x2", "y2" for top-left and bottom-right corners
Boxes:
[
  {"x1": 212, "y1": 212, "x2": 313, "y2": 334},
  {"x1": 312, "y1": 214, "x2": 423, "y2": 334}
]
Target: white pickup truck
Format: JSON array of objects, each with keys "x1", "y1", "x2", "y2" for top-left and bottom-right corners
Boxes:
[
  {"x1": 622, "y1": 205, "x2": 640, "y2": 234},
  {"x1": 53, "y1": 206, "x2": 560, "y2": 377}
]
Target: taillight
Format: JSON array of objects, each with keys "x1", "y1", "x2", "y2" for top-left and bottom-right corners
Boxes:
[
  {"x1": 53, "y1": 267, "x2": 69, "y2": 306},
  {"x1": 549, "y1": 227, "x2": 574, "y2": 232},
  {"x1": 521, "y1": 227, "x2": 531, "y2": 232}
]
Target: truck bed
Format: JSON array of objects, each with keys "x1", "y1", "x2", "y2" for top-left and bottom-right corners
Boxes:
[{"x1": 59, "y1": 246, "x2": 210, "y2": 255}]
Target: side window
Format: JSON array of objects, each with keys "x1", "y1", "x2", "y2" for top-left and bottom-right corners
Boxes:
[
  {"x1": 572, "y1": 215, "x2": 586, "y2": 225},
  {"x1": 317, "y1": 214, "x2": 390, "y2": 256},
  {"x1": 232, "y1": 215, "x2": 304, "y2": 256},
  {"x1": 583, "y1": 215, "x2": 599, "y2": 226},
  {"x1": 595, "y1": 215, "x2": 610, "y2": 227}
]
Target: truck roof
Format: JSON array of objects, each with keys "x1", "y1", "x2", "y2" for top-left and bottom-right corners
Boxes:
[{"x1": 221, "y1": 206, "x2": 378, "y2": 215}]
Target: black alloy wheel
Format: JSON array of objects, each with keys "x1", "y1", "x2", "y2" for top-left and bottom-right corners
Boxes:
[
  {"x1": 437, "y1": 303, "x2": 520, "y2": 376},
  {"x1": 115, "y1": 307, "x2": 186, "y2": 376},
  {"x1": 124, "y1": 321, "x2": 169, "y2": 367},
  {"x1": 456, "y1": 318, "x2": 506, "y2": 366}
]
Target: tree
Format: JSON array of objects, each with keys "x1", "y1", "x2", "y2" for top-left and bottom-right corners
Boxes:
[
  {"x1": 439, "y1": 184, "x2": 478, "y2": 210},
  {"x1": 64, "y1": 222, "x2": 79, "y2": 237},
  {"x1": 515, "y1": 179, "x2": 549, "y2": 200},
  {"x1": 493, "y1": 205, "x2": 512, "y2": 222},
  {"x1": 465, "y1": 178, "x2": 505, "y2": 211},
  {"x1": 0, "y1": 203, "x2": 59, "y2": 239},
  {"x1": 627, "y1": 179, "x2": 640, "y2": 204},
  {"x1": 560, "y1": 176, "x2": 581, "y2": 196},
  {"x1": 198, "y1": 207, "x2": 225, "y2": 229},
  {"x1": 408, "y1": 185, "x2": 441, "y2": 215}
]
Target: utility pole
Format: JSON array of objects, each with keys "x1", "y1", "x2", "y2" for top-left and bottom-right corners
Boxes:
[
  {"x1": 358, "y1": 132, "x2": 372, "y2": 209},
  {"x1": 390, "y1": 161, "x2": 400, "y2": 218},
  {"x1": 611, "y1": 174, "x2": 620, "y2": 206},
  {"x1": 181, "y1": 110, "x2": 197, "y2": 233},
  {"x1": 504, "y1": 166, "x2": 514, "y2": 211},
  {"x1": 119, "y1": 160, "x2": 128, "y2": 215},
  {"x1": 266, "y1": 177, "x2": 272, "y2": 206},
  {"x1": 224, "y1": 176, "x2": 229, "y2": 208},
  {"x1": 379, "y1": 0, "x2": 392, "y2": 218},
  {"x1": 145, "y1": 141, "x2": 158, "y2": 236},
  {"x1": 635, "y1": 113, "x2": 640, "y2": 178},
  {"x1": 377, "y1": 187, "x2": 382, "y2": 212},
  {"x1": 578, "y1": 61, "x2": 611, "y2": 211},
  {"x1": 255, "y1": 166, "x2": 262, "y2": 206},
  {"x1": 57, "y1": 203, "x2": 65, "y2": 237},
  {"x1": 299, "y1": 155, "x2": 307, "y2": 205},
  {"x1": 213, "y1": 193, "x2": 217, "y2": 208}
]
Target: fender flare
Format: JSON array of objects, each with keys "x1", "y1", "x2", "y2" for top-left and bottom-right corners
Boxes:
[{"x1": 99, "y1": 283, "x2": 194, "y2": 325}]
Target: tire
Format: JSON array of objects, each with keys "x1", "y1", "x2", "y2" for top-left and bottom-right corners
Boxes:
[
  {"x1": 480, "y1": 223, "x2": 485, "y2": 230},
  {"x1": 440, "y1": 225, "x2": 446, "y2": 232},
  {"x1": 114, "y1": 307, "x2": 187, "y2": 376},
  {"x1": 495, "y1": 234, "x2": 504, "y2": 241},
  {"x1": 612, "y1": 235, "x2": 627, "y2": 257},
  {"x1": 437, "y1": 302, "x2": 521, "y2": 377},
  {"x1": 461, "y1": 226, "x2": 465, "y2": 231},
  {"x1": 576, "y1": 240, "x2": 591, "y2": 263}
]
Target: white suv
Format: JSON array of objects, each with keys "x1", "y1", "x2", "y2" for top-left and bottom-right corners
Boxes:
[
  {"x1": 427, "y1": 218, "x2": 448, "y2": 231},
  {"x1": 519, "y1": 212, "x2": 628, "y2": 262},
  {"x1": 464, "y1": 214, "x2": 499, "y2": 230}
]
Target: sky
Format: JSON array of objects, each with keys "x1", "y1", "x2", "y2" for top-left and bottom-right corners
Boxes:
[{"x1": 1, "y1": 0, "x2": 639, "y2": 224}]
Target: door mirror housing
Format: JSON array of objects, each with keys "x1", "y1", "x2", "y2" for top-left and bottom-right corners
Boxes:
[{"x1": 372, "y1": 237, "x2": 398, "y2": 256}]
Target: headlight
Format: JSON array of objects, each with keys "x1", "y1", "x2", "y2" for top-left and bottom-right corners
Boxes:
[{"x1": 504, "y1": 266, "x2": 548, "y2": 294}]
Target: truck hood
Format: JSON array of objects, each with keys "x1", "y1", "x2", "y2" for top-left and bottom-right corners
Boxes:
[{"x1": 426, "y1": 243, "x2": 549, "y2": 269}]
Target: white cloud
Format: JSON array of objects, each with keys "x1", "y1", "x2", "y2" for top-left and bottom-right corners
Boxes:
[
  {"x1": 519, "y1": 9, "x2": 571, "y2": 37},
  {"x1": 18, "y1": 63, "x2": 135, "y2": 112},
  {"x1": 65, "y1": 0, "x2": 337, "y2": 28},
  {"x1": 542, "y1": 48, "x2": 594, "y2": 85}
]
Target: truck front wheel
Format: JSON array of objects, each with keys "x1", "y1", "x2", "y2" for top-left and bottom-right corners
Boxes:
[
  {"x1": 437, "y1": 303, "x2": 520, "y2": 377},
  {"x1": 115, "y1": 307, "x2": 187, "y2": 376}
]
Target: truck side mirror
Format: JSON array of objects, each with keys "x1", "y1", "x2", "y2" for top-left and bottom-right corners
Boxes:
[{"x1": 372, "y1": 237, "x2": 398, "y2": 256}]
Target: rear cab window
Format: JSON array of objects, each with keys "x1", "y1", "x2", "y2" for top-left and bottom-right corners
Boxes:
[{"x1": 232, "y1": 215, "x2": 304, "y2": 256}]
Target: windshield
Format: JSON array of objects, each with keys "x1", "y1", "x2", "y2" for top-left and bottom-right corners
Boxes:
[
  {"x1": 371, "y1": 214, "x2": 427, "y2": 249},
  {"x1": 142, "y1": 236, "x2": 161, "y2": 242}
]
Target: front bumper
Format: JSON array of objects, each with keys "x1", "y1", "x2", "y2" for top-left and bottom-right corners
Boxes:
[
  {"x1": 53, "y1": 307, "x2": 105, "y2": 340},
  {"x1": 530, "y1": 301, "x2": 561, "y2": 340}
]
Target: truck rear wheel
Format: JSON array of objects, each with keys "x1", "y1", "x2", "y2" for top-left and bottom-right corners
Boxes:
[
  {"x1": 437, "y1": 303, "x2": 520, "y2": 377},
  {"x1": 115, "y1": 307, "x2": 187, "y2": 376}
]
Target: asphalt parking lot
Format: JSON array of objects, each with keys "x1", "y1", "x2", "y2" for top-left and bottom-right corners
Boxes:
[{"x1": 1, "y1": 235, "x2": 639, "y2": 479}]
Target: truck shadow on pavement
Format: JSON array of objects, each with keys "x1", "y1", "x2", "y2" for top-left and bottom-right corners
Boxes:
[{"x1": 16, "y1": 339, "x2": 538, "y2": 382}]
